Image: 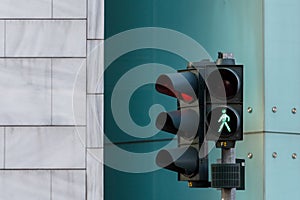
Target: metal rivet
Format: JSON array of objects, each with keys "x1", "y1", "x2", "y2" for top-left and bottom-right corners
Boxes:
[
  {"x1": 292, "y1": 108, "x2": 297, "y2": 114},
  {"x1": 292, "y1": 153, "x2": 297, "y2": 159},
  {"x1": 272, "y1": 106, "x2": 277, "y2": 113},
  {"x1": 247, "y1": 107, "x2": 253, "y2": 113},
  {"x1": 247, "y1": 153, "x2": 253, "y2": 159},
  {"x1": 272, "y1": 152, "x2": 277, "y2": 158}
]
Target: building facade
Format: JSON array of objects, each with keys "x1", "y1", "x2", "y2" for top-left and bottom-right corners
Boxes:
[{"x1": 0, "y1": 0, "x2": 104, "y2": 199}]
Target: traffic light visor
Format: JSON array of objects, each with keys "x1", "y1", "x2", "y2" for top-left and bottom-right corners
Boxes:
[
  {"x1": 156, "y1": 147, "x2": 199, "y2": 177},
  {"x1": 155, "y1": 72, "x2": 198, "y2": 103},
  {"x1": 206, "y1": 68, "x2": 240, "y2": 100},
  {"x1": 156, "y1": 109, "x2": 199, "y2": 139}
]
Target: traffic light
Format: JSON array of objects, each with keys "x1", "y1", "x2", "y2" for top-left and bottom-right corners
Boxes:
[
  {"x1": 154, "y1": 53, "x2": 243, "y2": 187},
  {"x1": 155, "y1": 69, "x2": 210, "y2": 187},
  {"x1": 205, "y1": 53, "x2": 243, "y2": 147}
]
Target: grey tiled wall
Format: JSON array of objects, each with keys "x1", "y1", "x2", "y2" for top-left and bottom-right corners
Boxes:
[
  {"x1": 87, "y1": 149, "x2": 103, "y2": 200},
  {"x1": 0, "y1": 0, "x2": 52, "y2": 18},
  {"x1": 0, "y1": 0, "x2": 104, "y2": 199},
  {"x1": 88, "y1": 0, "x2": 104, "y2": 39},
  {"x1": 52, "y1": 58, "x2": 86, "y2": 125},
  {"x1": 6, "y1": 20, "x2": 86, "y2": 57},
  {"x1": 86, "y1": 0, "x2": 104, "y2": 199},
  {"x1": 0, "y1": 59, "x2": 51, "y2": 125}
]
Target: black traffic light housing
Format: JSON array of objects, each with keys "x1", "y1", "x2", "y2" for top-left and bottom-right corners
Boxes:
[
  {"x1": 204, "y1": 54, "x2": 243, "y2": 147},
  {"x1": 155, "y1": 52, "x2": 243, "y2": 187},
  {"x1": 155, "y1": 68, "x2": 210, "y2": 187}
]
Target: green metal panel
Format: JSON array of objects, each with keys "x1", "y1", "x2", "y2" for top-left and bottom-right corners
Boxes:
[
  {"x1": 104, "y1": 49, "x2": 186, "y2": 143},
  {"x1": 104, "y1": 0, "x2": 300, "y2": 199},
  {"x1": 263, "y1": 1, "x2": 300, "y2": 199},
  {"x1": 190, "y1": 0, "x2": 264, "y2": 133},
  {"x1": 236, "y1": 134, "x2": 264, "y2": 200},
  {"x1": 105, "y1": 140, "x2": 220, "y2": 200},
  {"x1": 105, "y1": 0, "x2": 265, "y2": 199},
  {"x1": 265, "y1": 133, "x2": 300, "y2": 199},
  {"x1": 264, "y1": 0, "x2": 300, "y2": 133},
  {"x1": 152, "y1": 0, "x2": 265, "y2": 133}
]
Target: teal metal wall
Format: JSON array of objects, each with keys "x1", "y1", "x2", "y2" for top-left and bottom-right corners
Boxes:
[
  {"x1": 105, "y1": 0, "x2": 300, "y2": 199},
  {"x1": 264, "y1": 0, "x2": 300, "y2": 133},
  {"x1": 263, "y1": 0, "x2": 300, "y2": 199}
]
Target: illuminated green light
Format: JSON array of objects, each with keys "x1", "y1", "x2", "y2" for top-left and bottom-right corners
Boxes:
[{"x1": 218, "y1": 109, "x2": 231, "y2": 133}]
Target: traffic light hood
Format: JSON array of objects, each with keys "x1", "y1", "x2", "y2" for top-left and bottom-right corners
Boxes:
[{"x1": 155, "y1": 72, "x2": 198, "y2": 103}]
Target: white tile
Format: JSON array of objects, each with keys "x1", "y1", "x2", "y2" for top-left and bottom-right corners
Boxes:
[
  {"x1": 87, "y1": 95, "x2": 103, "y2": 148},
  {"x1": 52, "y1": 170, "x2": 86, "y2": 200},
  {"x1": 0, "y1": 21, "x2": 4, "y2": 57},
  {"x1": 87, "y1": 149, "x2": 103, "y2": 200},
  {"x1": 0, "y1": 170, "x2": 51, "y2": 200},
  {"x1": 87, "y1": 40, "x2": 104, "y2": 94},
  {"x1": 5, "y1": 127, "x2": 86, "y2": 169},
  {"x1": 0, "y1": 59, "x2": 51, "y2": 125},
  {"x1": 53, "y1": 0, "x2": 86, "y2": 18},
  {"x1": 0, "y1": 128, "x2": 4, "y2": 168},
  {"x1": 88, "y1": 0, "x2": 104, "y2": 39},
  {"x1": 6, "y1": 20, "x2": 86, "y2": 57},
  {"x1": 0, "y1": 0, "x2": 51, "y2": 18},
  {"x1": 52, "y1": 59, "x2": 86, "y2": 126}
]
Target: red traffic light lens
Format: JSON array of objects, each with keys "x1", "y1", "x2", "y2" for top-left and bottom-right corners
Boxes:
[
  {"x1": 155, "y1": 72, "x2": 198, "y2": 103},
  {"x1": 181, "y1": 93, "x2": 193, "y2": 102}
]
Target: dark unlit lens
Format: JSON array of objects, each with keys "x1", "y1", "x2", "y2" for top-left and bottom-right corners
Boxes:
[{"x1": 207, "y1": 69, "x2": 239, "y2": 100}]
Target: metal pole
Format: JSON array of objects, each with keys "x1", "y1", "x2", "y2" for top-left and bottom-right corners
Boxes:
[{"x1": 221, "y1": 148, "x2": 236, "y2": 200}]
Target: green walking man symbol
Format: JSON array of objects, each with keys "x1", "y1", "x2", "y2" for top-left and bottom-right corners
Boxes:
[{"x1": 218, "y1": 109, "x2": 231, "y2": 133}]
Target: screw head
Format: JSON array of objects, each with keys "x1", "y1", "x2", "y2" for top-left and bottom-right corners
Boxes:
[
  {"x1": 292, "y1": 153, "x2": 297, "y2": 159},
  {"x1": 247, "y1": 107, "x2": 253, "y2": 113},
  {"x1": 247, "y1": 153, "x2": 253, "y2": 159},
  {"x1": 272, "y1": 152, "x2": 277, "y2": 158},
  {"x1": 292, "y1": 108, "x2": 297, "y2": 114},
  {"x1": 272, "y1": 106, "x2": 277, "y2": 113}
]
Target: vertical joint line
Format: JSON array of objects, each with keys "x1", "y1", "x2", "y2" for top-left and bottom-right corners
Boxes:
[
  {"x1": 85, "y1": 59, "x2": 88, "y2": 128},
  {"x1": 85, "y1": 0, "x2": 88, "y2": 155},
  {"x1": 86, "y1": 0, "x2": 89, "y2": 39},
  {"x1": 101, "y1": 0, "x2": 105, "y2": 39},
  {"x1": 85, "y1": 22, "x2": 88, "y2": 58},
  {"x1": 51, "y1": 59, "x2": 53, "y2": 125},
  {"x1": 85, "y1": 168, "x2": 88, "y2": 200},
  {"x1": 51, "y1": 0, "x2": 54, "y2": 18},
  {"x1": 3, "y1": 127, "x2": 5, "y2": 169},
  {"x1": 4, "y1": 20, "x2": 6, "y2": 57},
  {"x1": 50, "y1": 171, "x2": 53, "y2": 200},
  {"x1": 86, "y1": 0, "x2": 88, "y2": 19},
  {"x1": 85, "y1": 0, "x2": 88, "y2": 57}
]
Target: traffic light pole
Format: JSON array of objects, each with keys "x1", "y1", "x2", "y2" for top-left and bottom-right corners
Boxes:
[{"x1": 221, "y1": 148, "x2": 236, "y2": 200}]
